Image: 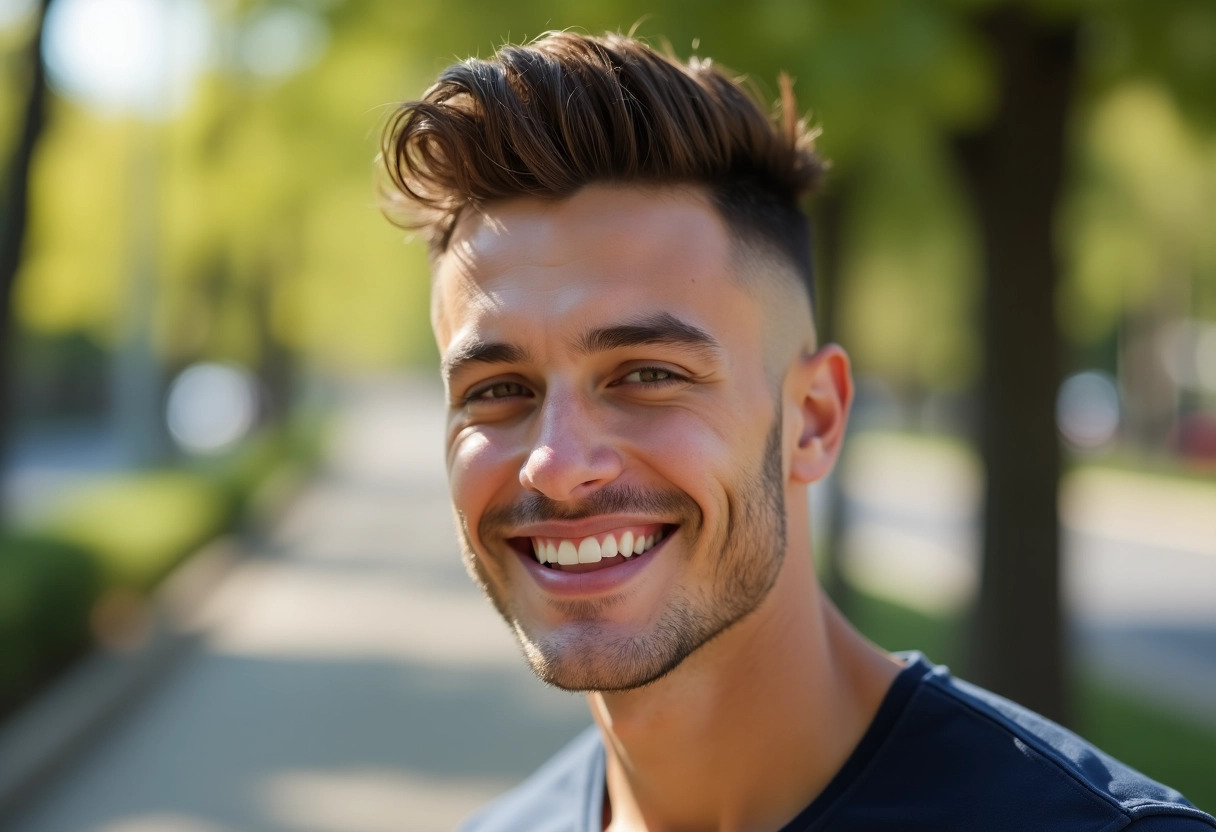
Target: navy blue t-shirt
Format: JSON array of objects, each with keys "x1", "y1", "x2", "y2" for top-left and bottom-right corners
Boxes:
[{"x1": 461, "y1": 653, "x2": 1216, "y2": 831}]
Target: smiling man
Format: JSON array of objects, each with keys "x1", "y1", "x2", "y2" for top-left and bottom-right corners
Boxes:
[{"x1": 380, "y1": 31, "x2": 1215, "y2": 832}]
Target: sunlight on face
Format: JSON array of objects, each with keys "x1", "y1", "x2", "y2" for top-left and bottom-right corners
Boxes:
[{"x1": 433, "y1": 186, "x2": 804, "y2": 691}]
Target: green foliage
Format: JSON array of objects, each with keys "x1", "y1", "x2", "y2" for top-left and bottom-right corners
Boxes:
[
  {"x1": 839, "y1": 141, "x2": 979, "y2": 389},
  {"x1": 0, "y1": 534, "x2": 101, "y2": 709},
  {"x1": 14, "y1": 103, "x2": 132, "y2": 343},
  {"x1": 23, "y1": 425, "x2": 323, "y2": 599},
  {"x1": 1061, "y1": 81, "x2": 1216, "y2": 343},
  {"x1": 5, "y1": 0, "x2": 1215, "y2": 385},
  {"x1": 13, "y1": 328, "x2": 109, "y2": 421},
  {"x1": 39, "y1": 471, "x2": 238, "y2": 588},
  {"x1": 1085, "y1": 0, "x2": 1216, "y2": 128}
]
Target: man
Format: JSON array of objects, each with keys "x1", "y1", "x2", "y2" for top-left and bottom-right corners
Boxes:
[{"x1": 380, "y1": 31, "x2": 1215, "y2": 832}]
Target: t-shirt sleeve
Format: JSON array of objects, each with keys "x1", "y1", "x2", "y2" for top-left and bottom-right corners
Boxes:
[{"x1": 457, "y1": 727, "x2": 603, "y2": 832}]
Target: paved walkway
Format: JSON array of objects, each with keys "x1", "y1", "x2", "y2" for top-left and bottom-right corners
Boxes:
[{"x1": 8, "y1": 375, "x2": 1216, "y2": 832}]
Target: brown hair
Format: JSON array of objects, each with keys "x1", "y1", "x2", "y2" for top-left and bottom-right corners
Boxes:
[{"x1": 380, "y1": 30, "x2": 826, "y2": 297}]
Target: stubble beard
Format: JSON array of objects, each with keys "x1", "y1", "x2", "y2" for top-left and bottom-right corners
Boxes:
[{"x1": 456, "y1": 414, "x2": 788, "y2": 693}]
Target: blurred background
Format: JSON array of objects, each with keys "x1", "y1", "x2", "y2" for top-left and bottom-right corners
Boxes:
[{"x1": 0, "y1": 0, "x2": 1213, "y2": 830}]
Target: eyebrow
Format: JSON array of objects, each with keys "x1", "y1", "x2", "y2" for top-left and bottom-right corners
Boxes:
[
  {"x1": 441, "y1": 312, "x2": 721, "y2": 380},
  {"x1": 441, "y1": 339, "x2": 531, "y2": 379},
  {"x1": 575, "y1": 312, "x2": 721, "y2": 359}
]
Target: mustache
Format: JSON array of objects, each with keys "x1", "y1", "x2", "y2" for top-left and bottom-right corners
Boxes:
[{"x1": 480, "y1": 485, "x2": 699, "y2": 533}]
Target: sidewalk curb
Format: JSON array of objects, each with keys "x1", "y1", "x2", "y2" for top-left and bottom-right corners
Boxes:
[{"x1": 0, "y1": 536, "x2": 243, "y2": 825}]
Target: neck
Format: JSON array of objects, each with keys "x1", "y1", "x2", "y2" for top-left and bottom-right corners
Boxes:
[{"x1": 588, "y1": 541, "x2": 900, "y2": 832}]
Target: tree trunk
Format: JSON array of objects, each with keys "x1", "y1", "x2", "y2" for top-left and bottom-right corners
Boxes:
[
  {"x1": 0, "y1": 0, "x2": 53, "y2": 518},
  {"x1": 954, "y1": 8, "x2": 1077, "y2": 725}
]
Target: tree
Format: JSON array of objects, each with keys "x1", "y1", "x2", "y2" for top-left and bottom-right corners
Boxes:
[
  {"x1": 0, "y1": 0, "x2": 52, "y2": 519},
  {"x1": 953, "y1": 6, "x2": 1078, "y2": 723}
]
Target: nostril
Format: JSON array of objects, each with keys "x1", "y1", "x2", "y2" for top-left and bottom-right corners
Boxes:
[{"x1": 519, "y1": 442, "x2": 622, "y2": 501}]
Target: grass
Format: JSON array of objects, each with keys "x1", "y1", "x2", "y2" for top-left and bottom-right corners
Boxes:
[
  {"x1": 44, "y1": 472, "x2": 238, "y2": 589},
  {"x1": 840, "y1": 585, "x2": 1216, "y2": 814},
  {"x1": 1077, "y1": 680, "x2": 1216, "y2": 812}
]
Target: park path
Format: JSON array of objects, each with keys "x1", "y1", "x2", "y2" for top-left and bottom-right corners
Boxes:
[{"x1": 8, "y1": 374, "x2": 1216, "y2": 832}]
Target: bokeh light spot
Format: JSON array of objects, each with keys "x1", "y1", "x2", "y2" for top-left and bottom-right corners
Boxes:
[
  {"x1": 165, "y1": 363, "x2": 259, "y2": 455},
  {"x1": 43, "y1": 0, "x2": 210, "y2": 116},
  {"x1": 1057, "y1": 370, "x2": 1121, "y2": 451}
]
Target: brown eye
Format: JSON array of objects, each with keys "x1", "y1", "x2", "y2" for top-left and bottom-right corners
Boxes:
[
  {"x1": 622, "y1": 367, "x2": 678, "y2": 384},
  {"x1": 471, "y1": 381, "x2": 528, "y2": 401}
]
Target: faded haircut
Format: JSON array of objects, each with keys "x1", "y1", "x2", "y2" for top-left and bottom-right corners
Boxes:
[{"x1": 380, "y1": 30, "x2": 826, "y2": 300}]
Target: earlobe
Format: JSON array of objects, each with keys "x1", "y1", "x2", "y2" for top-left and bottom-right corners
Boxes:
[{"x1": 788, "y1": 344, "x2": 853, "y2": 484}]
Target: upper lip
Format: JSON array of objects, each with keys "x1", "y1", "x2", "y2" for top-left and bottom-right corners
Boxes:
[{"x1": 506, "y1": 516, "x2": 676, "y2": 539}]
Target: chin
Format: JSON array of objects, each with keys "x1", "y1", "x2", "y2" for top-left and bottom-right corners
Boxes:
[{"x1": 514, "y1": 596, "x2": 739, "y2": 693}]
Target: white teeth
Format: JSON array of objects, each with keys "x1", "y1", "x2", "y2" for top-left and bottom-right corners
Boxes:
[
  {"x1": 557, "y1": 540, "x2": 579, "y2": 565},
  {"x1": 534, "y1": 540, "x2": 558, "y2": 564},
  {"x1": 535, "y1": 529, "x2": 667, "y2": 567},
  {"x1": 578, "y1": 537, "x2": 601, "y2": 563},
  {"x1": 618, "y1": 531, "x2": 634, "y2": 556}
]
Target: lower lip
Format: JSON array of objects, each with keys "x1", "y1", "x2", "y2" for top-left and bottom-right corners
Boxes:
[{"x1": 516, "y1": 533, "x2": 673, "y2": 598}]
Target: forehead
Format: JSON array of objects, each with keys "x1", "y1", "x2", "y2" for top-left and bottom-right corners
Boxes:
[{"x1": 432, "y1": 185, "x2": 758, "y2": 351}]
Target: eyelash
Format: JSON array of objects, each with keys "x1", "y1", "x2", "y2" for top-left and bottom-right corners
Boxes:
[
  {"x1": 614, "y1": 366, "x2": 688, "y2": 387},
  {"x1": 465, "y1": 380, "x2": 530, "y2": 403},
  {"x1": 463, "y1": 366, "x2": 688, "y2": 404}
]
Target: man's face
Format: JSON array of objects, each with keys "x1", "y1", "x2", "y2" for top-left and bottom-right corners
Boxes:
[{"x1": 433, "y1": 185, "x2": 801, "y2": 692}]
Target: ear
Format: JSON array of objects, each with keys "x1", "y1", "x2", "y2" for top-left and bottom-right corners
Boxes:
[{"x1": 786, "y1": 343, "x2": 853, "y2": 484}]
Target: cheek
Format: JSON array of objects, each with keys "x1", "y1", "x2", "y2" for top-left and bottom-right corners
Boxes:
[
  {"x1": 448, "y1": 429, "x2": 519, "y2": 530},
  {"x1": 616, "y1": 405, "x2": 758, "y2": 490}
]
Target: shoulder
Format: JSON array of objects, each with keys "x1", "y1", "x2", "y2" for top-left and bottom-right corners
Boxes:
[
  {"x1": 887, "y1": 654, "x2": 1216, "y2": 830},
  {"x1": 459, "y1": 726, "x2": 603, "y2": 832},
  {"x1": 1124, "y1": 819, "x2": 1216, "y2": 831}
]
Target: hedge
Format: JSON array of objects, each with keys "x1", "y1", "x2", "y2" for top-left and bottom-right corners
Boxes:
[
  {"x1": 0, "y1": 535, "x2": 102, "y2": 711},
  {"x1": 0, "y1": 421, "x2": 323, "y2": 718}
]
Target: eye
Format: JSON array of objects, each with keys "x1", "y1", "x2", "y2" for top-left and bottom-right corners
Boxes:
[
  {"x1": 467, "y1": 380, "x2": 530, "y2": 402},
  {"x1": 617, "y1": 367, "x2": 687, "y2": 386}
]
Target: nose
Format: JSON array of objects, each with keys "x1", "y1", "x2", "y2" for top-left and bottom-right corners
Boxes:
[{"x1": 519, "y1": 390, "x2": 622, "y2": 502}]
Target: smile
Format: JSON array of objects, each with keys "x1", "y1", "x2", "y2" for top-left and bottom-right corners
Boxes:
[{"x1": 530, "y1": 525, "x2": 670, "y2": 571}]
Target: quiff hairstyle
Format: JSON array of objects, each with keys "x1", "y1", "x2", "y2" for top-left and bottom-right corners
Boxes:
[{"x1": 381, "y1": 30, "x2": 826, "y2": 300}]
